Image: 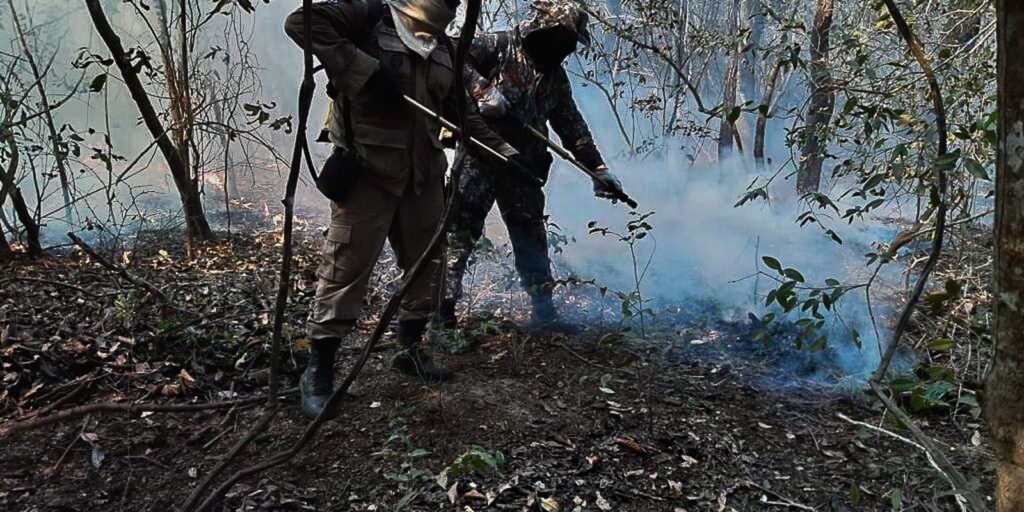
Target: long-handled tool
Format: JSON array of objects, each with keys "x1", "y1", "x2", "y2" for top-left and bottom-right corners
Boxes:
[
  {"x1": 403, "y1": 95, "x2": 543, "y2": 186},
  {"x1": 508, "y1": 114, "x2": 638, "y2": 209}
]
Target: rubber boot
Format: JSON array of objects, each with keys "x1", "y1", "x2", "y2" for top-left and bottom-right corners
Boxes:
[
  {"x1": 393, "y1": 319, "x2": 454, "y2": 381},
  {"x1": 300, "y1": 338, "x2": 339, "y2": 418},
  {"x1": 529, "y1": 292, "x2": 582, "y2": 334}
]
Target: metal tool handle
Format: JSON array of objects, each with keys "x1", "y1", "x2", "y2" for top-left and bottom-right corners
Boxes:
[
  {"x1": 518, "y1": 121, "x2": 638, "y2": 209},
  {"x1": 403, "y1": 95, "x2": 543, "y2": 187}
]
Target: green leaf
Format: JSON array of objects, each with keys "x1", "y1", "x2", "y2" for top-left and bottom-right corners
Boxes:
[
  {"x1": 842, "y1": 96, "x2": 857, "y2": 115},
  {"x1": 964, "y1": 157, "x2": 990, "y2": 180},
  {"x1": 726, "y1": 106, "x2": 742, "y2": 124},
  {"x1": 809, "y1": 336, "x2": 827, "y2": 352},
  {"x1": 890, "y1": 488, "x2": 903, "y2": 512},
  {"x1": 89, "y1": 73, "x2": 108, "y2": 92},
  {"x1": 849, "y1": 482, "x2": 862, "y2": 505},
  {"x1": 928, "y1": 338, "x2": 955, "y2": 352},
  {"x1": 934, "y1": 150, "x2": 961, "y2": 172},
  {"x1": 783, "y1": 268, "x2": 805, "y2": 283},
  {"x1": 762, "y1": 256, "x2": 782, "y2": 272},
  {"x1": 862, "y1": 174, "x2": 885, "y2": 190},
  {"x1": 887, "y1": 378, "x2": 918, "y2": 393}
]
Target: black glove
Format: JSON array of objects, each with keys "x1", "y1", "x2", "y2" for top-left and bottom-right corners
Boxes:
[
  {"x1": 508, "y1": 154, "x2": 544, "y2": 186},
  {"x1": 591, "y1": 167, "x2": 624, "y2": 200},
  {"x1": 364, "y1": 67, "x2": 407, "y2": 118}
]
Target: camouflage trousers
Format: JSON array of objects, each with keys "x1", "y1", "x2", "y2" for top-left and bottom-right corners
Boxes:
[{"x1": 445, "y1": 155, "x2": 554, "y2": 304}]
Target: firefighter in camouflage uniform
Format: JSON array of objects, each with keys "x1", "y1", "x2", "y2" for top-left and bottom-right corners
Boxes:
[{"x1": 439, "y1": 0, "x2": 624, "y2": 331}]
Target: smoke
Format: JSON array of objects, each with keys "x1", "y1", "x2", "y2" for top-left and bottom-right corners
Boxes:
[
  {"x1": 527, "y1": 72, "x2": 918, "y2": 386},
  {"x1": 4, "y1": 2, "x2": 914, "y2": 385}
]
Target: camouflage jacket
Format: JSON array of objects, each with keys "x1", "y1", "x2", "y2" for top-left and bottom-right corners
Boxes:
[{"x1": 464, "y1": 30, "x2": 605, "y2": 172}]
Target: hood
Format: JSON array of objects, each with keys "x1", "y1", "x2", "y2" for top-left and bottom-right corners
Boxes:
[{"x1": 517, "y1": 0, "x2": 591, "y2": 46}]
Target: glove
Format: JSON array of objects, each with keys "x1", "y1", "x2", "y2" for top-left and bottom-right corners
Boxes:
[
  {"x1": 476, "y1": 85, "x2": 510, "y2": 118},
  {"x1": 508, "y1": 154, "x2": 544, "y2": 186},
  {"x1": 364, "y1": 66, "x2": 407, "y2": 118},
  {"x1": 591, "y1": 166, "x2": 623, "y2": 200}
]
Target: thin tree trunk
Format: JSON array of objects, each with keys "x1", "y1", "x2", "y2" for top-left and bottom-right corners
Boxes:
[
  {"x1": 0, "y1": 220, "x2": 12, "y2": 262},
  {"x1": 718, "y1": 0, "x2": 740, "y2": 159},
  {"x1": 739, "y1": 0, "x2": 761, "y2": 137},
  {"x1": 8, "y1": 0, "x2": 74, "y2": 228},
  {"x1": 754, "y1": 60, "x2": 782, "y2": 168},
  {"x1": 988, "y1": 1, "x2": 1024, "y2": 509},
  {"x1": 0, "y1": 135, "x2": 42, "y2": 257},
  {"x1": 796, "y1": 0, "x2": 834, "y2": 193},
  {"x1": 84, "y1": 0, "x2": 212, "y2": 248}
]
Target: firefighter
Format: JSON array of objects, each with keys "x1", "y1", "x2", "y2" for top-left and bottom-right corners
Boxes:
[
  {"x1": 284, "y1": 0, "x2": 536, "y2": 417},
  {"x1": 440, "y1": 0, "x2": 624, "y2": 332}
]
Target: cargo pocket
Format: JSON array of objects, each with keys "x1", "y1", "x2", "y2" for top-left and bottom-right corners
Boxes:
[
  {"x1": 317, "y1": 224, "x2": 353, "y2": 282},
  {"x1": 353, "y1": 124, "x2": 408, "y2": 182}
]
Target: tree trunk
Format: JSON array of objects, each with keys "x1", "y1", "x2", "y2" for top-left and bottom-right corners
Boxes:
[
  {"x1": 0, "y1": 133, "x2": 42, "y2": 257},
  {"x1": 85, "y1": 0, "x2": 212, "y2": 246},
  {"x1": 0, "y1": 220, "x2": 12, "y2": 262},
  {"x1": 796, "y1": 0, "x2": 834, "y2": 193},
  {"x1": 739, "y1": 0, "x2": 761, "y2": 137},
  {"x1": 754, "y1": 60, "x2": 783, "y2": 168},
  {"x1": 988, "y1": 2, "x2": 1024, "y2": 510},
  {"x1": 718, "y1": 0, "x2": 741, "y2": 159}
]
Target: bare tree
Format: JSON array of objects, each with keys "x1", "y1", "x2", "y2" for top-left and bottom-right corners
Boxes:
[
  {"x1": 987, "y1": 1, "x2": 1024, "y2": 509},
  {"x1": 8, "y1": 0, "x2": 75, "y2": 228},
  {"x1": 84, "y1": 0, "x2": 213, "y2": 257},
  {"x1": 796, "y1": 0, "x2": 834, "y2": 193}
]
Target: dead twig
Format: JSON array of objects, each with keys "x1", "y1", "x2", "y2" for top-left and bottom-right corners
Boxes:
[
  {"x1": 742, "y1": 480, "x2": 817, "y2": 511},
  {"x1": 554, "y1": 340, "x2": 628, "y2": 374},
  {"x1": 0, "y1": 390, "x2": 296, "y2": 438},
  {"x1": 14, "y1": 378, "x2": 91, "y2": 422},
  {"x1": 0, "y1": 277, "x2": 99, "y2": 297},
  {"x1": 841, "y1": 390, "x2": 980, "y2": 512},
  {"x1": 179, "y1": 405, "x2": 281, "y2": 512}
]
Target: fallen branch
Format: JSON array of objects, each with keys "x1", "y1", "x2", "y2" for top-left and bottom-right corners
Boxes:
[
  {"x1": 67, "y1": 232, "x2": 176, "y2": 307},
  {"x1": 863, "y1": 5, "x2": 987, "y2": 511},
  {"x1": 0, "y1": 390, "x2": 296, "y2": 438},
  {"x1": 838, "y1": 403, "x2": 979, "y2": 512}
]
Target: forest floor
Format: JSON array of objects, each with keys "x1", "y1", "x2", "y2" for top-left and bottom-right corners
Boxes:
[{"x1": 0, "y1": 207, "x2": 997, "y2": 511}]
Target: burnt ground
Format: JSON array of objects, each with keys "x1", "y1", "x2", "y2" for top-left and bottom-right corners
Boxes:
[{"x1": 0, "y1": 226, "x2": 996, "y2": 512}]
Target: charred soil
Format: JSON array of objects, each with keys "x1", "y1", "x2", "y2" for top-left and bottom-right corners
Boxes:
[{"x1": 0, "y1": 231, "x2": 995, "y2": 511}]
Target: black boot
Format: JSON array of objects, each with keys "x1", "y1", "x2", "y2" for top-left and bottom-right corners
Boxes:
[
  {"x1": 529, "y1": 292, "x2": 581, "y2": 334},
  {"x1": 300, "y1": 338, "x2": 339, "y2": 417},
  {"x1": 433, "y1": 299, "x2": 458, "y2": 330},
  {"x1": 393, "y1": 319, "x2": 454, "y2": 381}
]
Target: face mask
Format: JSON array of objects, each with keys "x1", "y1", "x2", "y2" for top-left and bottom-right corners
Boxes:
[
  {"x1": 389, "y1": 0, "x2": 457, "y2": 58},
  {"x1": 522, "y1": 26, "x2": 577, "y2": 73}
]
